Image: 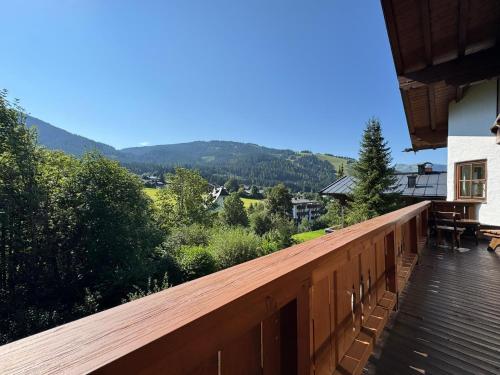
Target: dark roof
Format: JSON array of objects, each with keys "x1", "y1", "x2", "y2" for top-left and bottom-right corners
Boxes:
[
  {"x1": 319, "y1": 172, "x2": 447, "y2": 198},
  {"x1": 381, "y1": 0, "x2": 500, "y2": 151},
  {"x1": 319, "y1": 176, "x2": 356, "y2": 196}
]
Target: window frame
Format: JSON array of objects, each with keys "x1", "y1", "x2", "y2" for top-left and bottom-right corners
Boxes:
[{"x1": 455, "y1": 159, "x2": 487, "y2": 201}]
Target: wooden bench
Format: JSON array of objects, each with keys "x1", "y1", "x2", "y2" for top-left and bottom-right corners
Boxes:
[
  {"x1": 433, "y1": 211, "x2": 466, "y2": 250},
  {"x1": 481, "y1": 230, "x2": 500, "y2": 251}
]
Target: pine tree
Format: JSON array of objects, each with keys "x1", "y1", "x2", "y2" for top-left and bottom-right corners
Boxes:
[
  {"x1": 346, "y1": 118, "x2": 397, "y2": 224},
  {"x1": 338, "y1": 163, "x2": 345, "y2": 178}
]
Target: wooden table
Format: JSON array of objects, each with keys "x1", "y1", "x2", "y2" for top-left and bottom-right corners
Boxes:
[{"x1": 437, "y1": 218, "x2": 480, "y2": 245}]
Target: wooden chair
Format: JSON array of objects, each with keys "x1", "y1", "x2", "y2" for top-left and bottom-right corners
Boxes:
[
  {"x1": 433, "y1": 211, "x2": 465, "y2": 250},
  {"x1": 481, "y1": 230, "x2": 500, "y2": 251}
]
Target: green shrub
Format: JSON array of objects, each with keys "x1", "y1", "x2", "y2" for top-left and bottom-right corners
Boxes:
[
  {"x1": 163, "y1": 223, "x2": 212, "y2": 253},
  {"x1": 208, "y1": 228, "x2": 263, "y2": 269},
  {"x1": 268, "y1": 214, "x2": 295, "y2": 248},
  {"x1": 297, "y1": 217, "x2": 311, "y2": 233},
  {"x1": 178, "y1": 246, "x2": 216, "y2": 281},
  {"x1": 249, "y1": 209, "x2": 273, "y2": 236},
  {"x1": 260, "y1": 238, "x2": 280, "y2": 255}
]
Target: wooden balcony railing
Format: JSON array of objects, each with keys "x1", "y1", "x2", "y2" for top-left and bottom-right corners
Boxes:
[{"x1": 0, "y1": 201, "x2": 430, "y2": 375}]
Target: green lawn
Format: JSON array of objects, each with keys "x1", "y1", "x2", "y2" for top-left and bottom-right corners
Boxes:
[
  {"x1": 144, "y1": 188, "x2": 160, "y2": 201},
  {"x1": 241, "y1": 197, "x2": 263, "y2": 209},
  {"x1": 292, "y1": 228, "x2": 328, "y2": 243}
]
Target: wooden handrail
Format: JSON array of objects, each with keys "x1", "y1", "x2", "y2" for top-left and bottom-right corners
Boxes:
[{"x1": 0, "y1": 201, "x2": 431, "y2": 375}]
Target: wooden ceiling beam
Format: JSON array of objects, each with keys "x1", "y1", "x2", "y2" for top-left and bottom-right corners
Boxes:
[
  {"x1": 381, "y1": 0, "x2": 404, "y2": 74},
  {"x1": 405, "y1": 141, "x2": 448, "y2": 152},
  {"x1": 411, "y1": 128, "x2": 448, "y2": 142},
  {"x1": 457, "y1": 0, "x2": 469, "y2": 57},
  {"x1": 428, "y1": 85, "x2": 437, "y2": 130},
  {"x1": 420, "y1": 0, "x2": 433, "y2": 65},
  {"x1": 398, "y1": 45, "x2": 500, "y2": 89},
  {"x1": 400, "y1": 89, "x2": 416, "y2": 134}
]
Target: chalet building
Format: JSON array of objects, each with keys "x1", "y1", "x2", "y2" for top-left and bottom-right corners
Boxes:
[
  {"x1": 320, "y1": 163, "x2": 447, "y2": 204},
  {"x1": 291, "y1": 198, "x2": 323, "y2": 223},
  {"x1": 382, "y1": 0, "x2": 500, "y2": 228},
  {"x1": 209, "y1": 186, "x2": 229, "y2": 210}
]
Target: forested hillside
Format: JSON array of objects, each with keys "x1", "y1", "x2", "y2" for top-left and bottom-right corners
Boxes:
[
  {"x1": 121, "y1": 141, "x2": 338, "y2": 191},
  {"x1": 28, "y1": 116, "x2": 339, "y2": 191}
]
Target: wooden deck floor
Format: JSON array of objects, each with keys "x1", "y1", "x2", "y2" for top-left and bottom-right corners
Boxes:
[{"x1": 366, "y1": 239, "x2": 500, "y2": 375}]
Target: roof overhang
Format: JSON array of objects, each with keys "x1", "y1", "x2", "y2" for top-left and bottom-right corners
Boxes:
[{"x1": 381, "y1": 0, "x2": 500, "y2": 151}]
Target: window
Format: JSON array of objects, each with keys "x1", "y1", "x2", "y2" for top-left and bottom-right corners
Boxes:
[{"x1": 456, "y1": 160, "x2": 487, "y2": 200}]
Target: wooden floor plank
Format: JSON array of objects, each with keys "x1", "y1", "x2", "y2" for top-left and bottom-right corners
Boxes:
[{"x1": 366, "y1": 240, "x2": 500, "y2": 375}]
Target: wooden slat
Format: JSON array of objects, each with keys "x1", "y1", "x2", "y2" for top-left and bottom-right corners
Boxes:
[
  {"x1": 221, "y1": 324, "x2": 261, "y2": 375},
  {"x1": 311, "y1": 276, "x2": 333, "y2": 374},
  {"x1": 262, "y1": 311, "x2": 280, "y2": 375},
  {"x1": 297, "y1": 283, "x2": 312, "y2": 375}
]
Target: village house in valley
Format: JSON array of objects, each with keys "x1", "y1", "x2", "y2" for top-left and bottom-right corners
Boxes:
[
  {"x1": 209, "y1": 185, "x2": 229, "y2": 210},
  {"x1": 291, "y1": 198, "x2": 323, "y2": 223}
]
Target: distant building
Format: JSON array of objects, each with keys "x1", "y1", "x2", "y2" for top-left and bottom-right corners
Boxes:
[
  {"x1": 319, "y1": 163, "x2": 447, "y2": 204},
  {"x1": 141, "y1": 175, "x2": 165, "y2": 188},
  {"x1": 291, "y1": 198, "x2": 323, "y2": 222},
  {"x1": 210, "y1": 186, "x2": 229, "y2": 210}
]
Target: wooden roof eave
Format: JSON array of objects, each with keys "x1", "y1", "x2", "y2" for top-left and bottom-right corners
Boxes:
[{"x1": 381, "y1": 0, "x2": 500, "y2": 151}]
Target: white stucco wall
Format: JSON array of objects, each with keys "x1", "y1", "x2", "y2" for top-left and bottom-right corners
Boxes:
[{"x1": 447, "y1": 80, "x2": 500, "y2": 226}]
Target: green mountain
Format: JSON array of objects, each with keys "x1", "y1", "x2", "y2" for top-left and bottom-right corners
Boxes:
[
  {"x1": 26, "y1": 115, "x2": 121, "y2": 158},
  {"x1": 120, "y1": 141, "x2": 337, "y2": 191},
  {"x1": 28, "y1": 116, "x2": 338, "y2": 191}
]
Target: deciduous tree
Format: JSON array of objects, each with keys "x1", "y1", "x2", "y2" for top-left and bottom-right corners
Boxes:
[{"x1": 221, "y1": 192, "x2": 248, "y2": 227}]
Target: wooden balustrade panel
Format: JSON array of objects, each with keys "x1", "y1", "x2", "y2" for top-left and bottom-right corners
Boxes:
[
  {"x1": 220, "y1": 324, "x2": 262, "y2": 375},
  {"x1": 403, "y1": 221, "x2": 411, "y2": 254},
  {"x1": 359, "y1": 242, "x2": 376, "y2": 320},
  {"x1": 331, "y1": 272, "x2": 338, "y2": 370},
  {"x1": 395, "y1": 224, "x2": 403, "y2": 279},
  {"x1": 375, "y1": 237, "x2": 386, "y2": 304},
  {"x1": 311, "y1": 276, "x2": 333, "y2": 374},
  {"x1": 409, "y1": 217, "x2": 418, "y2": 253},
  {"x1": 262, "y1": 311, "x2": 281, "y2": 375},
  {"x1": 384, "y1": 232, "x2": 397, "y2": 293},
  {"x1": 335, "y1": 255, "x2": 360, "y2": 361}
]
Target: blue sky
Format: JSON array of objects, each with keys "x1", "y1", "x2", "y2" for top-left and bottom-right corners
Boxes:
[{"x1": 2, "y1": 0, "x2": 446, "y2": 164}]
